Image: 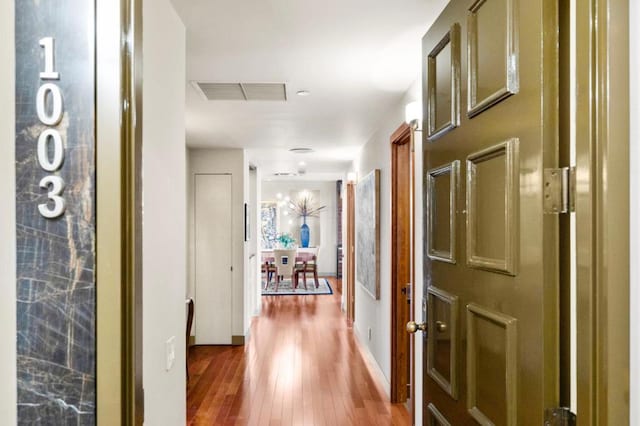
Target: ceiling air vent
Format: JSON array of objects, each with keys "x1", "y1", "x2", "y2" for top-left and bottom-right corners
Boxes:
[
  {"x1": 273, "y1": 172, "x2": 298, "y2": 177},
  {"x1": 192, "y1": 82, "x2": 287, "y2": 101},
  {"x1": 289, "y1": 148, "x2": 315, "y2": 154}
]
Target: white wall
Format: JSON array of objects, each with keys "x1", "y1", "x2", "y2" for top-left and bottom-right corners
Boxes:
[
  {"x1": 0, "y1": 0, "x2": 16, "y2": 423},
  {"x1": 254, "y1": 170, "x2": 263, "y2": 317},
  {"x1": 630, "y1": 0, "x2": 639, "y2": 421},
  {"x1": 188, "y1": 148, "x2": 249, "y2": 337},
  {"x1": 261, "y1": 180, "x2": 338, "y2": 275},
  {"x1": 142, "y1": 2, "x2": 187, "y2": 425},
  {"x1": 245, "y1": 166, "x2": 260, "y2": 331},
  {"x1": 350, "y1": 80, "x2": 421, "y2": 399}
]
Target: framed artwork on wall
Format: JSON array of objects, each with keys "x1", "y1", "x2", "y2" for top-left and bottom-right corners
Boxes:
[
  {"x1": 355, "y1": 169, "x2": 381, "y2": 299},
  {"x1": 260, "y1": 202, "x2": 278, "y2": 249}
]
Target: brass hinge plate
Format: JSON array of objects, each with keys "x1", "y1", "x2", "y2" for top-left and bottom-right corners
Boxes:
[
  {"x1": 544, "y1": 167, "x2": 576, "y2": 214},
  {"x1": 544, "y1": 407, "x2": 576, "y2": 426}
]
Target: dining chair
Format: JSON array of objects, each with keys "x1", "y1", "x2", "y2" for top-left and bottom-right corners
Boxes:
[
  {"x1": 261, "y1": 255, "x2": 277, "y2": 289},
  {"x1": 186, "y1": 298, "x2": 194, "y2": 380},
  {"x1": 294, "y1": 252, "x2": 319, "y2": 289},
  {"x1": 273, "y1": 249, "x2": 297, "y2": 291}
]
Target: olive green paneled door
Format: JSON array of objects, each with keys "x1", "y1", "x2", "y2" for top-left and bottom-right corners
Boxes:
[{"x1": 411, "y1": 0, "x2": 560, "y2": 424}]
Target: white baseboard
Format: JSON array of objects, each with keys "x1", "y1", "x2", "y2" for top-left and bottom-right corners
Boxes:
[{"x1": 353, "y1": 325, "x2": 391, "y2": 398}]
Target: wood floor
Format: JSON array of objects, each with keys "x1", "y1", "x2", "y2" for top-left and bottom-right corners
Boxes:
[{"x1": 187, "y1": 278, "x2": 411, "y2": 426}]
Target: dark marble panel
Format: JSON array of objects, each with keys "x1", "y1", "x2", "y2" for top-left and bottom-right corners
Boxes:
[{"x1": 15, "y1": 0, "x2": 96, "y2": 424}]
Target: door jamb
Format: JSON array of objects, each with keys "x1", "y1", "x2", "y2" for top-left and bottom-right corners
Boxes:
[
  {"x1": 96, "y1": 0, "x2": 144, "y2": 423},
  {"x1": 575, "y1": 0, "x2": 629, "y2": 423},
  {"x1": 346, "y1": 182, "x2": 356, "y2": 324},
  {"x1": 390, "y1": 122, "x2": 414, "y2": 408}
]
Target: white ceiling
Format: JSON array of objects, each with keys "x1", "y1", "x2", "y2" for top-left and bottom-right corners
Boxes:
[{"x1": 171, "y1": 0, "x2": 447, "y2": 178}]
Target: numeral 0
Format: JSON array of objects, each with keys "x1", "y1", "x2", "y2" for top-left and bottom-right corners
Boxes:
[
  {"x1": 37, "y1": 129, "x2": 64, "y2": 172},
  {"x1": 36, "y1": 83, "x2": 63, "y2": 126}
]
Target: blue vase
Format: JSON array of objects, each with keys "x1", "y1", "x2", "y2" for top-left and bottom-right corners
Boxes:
[{"x1": 300, "y1": 222, "x2": 310, "y2": 248}]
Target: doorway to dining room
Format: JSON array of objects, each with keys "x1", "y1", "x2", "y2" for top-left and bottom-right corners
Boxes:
[{"x1": 259, "y1": 179, "x2": 340, "y2": 295}]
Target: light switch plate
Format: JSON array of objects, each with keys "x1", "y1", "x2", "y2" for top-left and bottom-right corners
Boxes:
[{"x1": 165, "y1": 336, "x2": 176, "y2": 371}]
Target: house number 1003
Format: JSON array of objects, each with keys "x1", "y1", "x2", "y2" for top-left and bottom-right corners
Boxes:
[{"x1": 37, "y1": 37, "x2": 66, "y2": 219}]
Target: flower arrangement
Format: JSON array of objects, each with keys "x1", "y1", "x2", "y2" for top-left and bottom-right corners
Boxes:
[
  {"x1": 289, "y1": 193, "x2": 326, "y2": 222},
  {"x1": 276, "y1": 232, "x2": 297, "y2": 249}
]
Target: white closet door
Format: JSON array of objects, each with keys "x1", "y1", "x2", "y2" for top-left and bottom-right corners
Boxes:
[{"x1": 195, "y1": 174, "x2": 233, "y2": 345}]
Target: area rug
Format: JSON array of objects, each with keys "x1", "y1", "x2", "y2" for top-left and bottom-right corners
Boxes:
[{"x1": 262, "y1": 278, "x2": 333, "y2": 296}]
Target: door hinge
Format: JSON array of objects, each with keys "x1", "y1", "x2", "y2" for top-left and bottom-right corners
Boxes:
[
  {"x1": 544, "y1": 407, "x2": 576, "y2": 426},
  {"x1": 544, "y1": 167, "x2": 576, "y2": 214}
]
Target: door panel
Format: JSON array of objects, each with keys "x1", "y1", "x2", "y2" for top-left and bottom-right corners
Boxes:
[
  {"x1": 195, "y1": 174, "x2": 233, "y2": 345},
  {"x1": 427, "y1": 287, "x2": 459, "y2": 399},
  {"x1": 421, "y1": 0, "x2": 558, "y2": 424},
  {"x1": 428, "y1": 403, "x2": 453, "y2": 426},
  {"x1": 466, "y1": 304, "x2": 517, "y2": 425},
  {"x1": 467, "y1": 0, "x2": 519, "y2": 116},
  {"x1": 466, "y1": 139, "x2": 519, "y2": 275},
  {"x1": 427, "y1": 161, "x2": 459, "y2": 263},
  {"x1": 427, "y1": 24, "x2": 461, "y2": 140}
]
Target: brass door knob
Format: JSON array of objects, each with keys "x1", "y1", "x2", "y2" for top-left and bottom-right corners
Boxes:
[
  {"x1": 406, "y1": 321, "x2": 427, "y2": 333},
  {"x1": 435, "y1": 321, "x2": 448, "y2": 333}
]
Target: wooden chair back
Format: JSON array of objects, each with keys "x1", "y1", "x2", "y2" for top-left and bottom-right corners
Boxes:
[{"x1": 273, "y1": 249, "x2": 297, "y2": 277}]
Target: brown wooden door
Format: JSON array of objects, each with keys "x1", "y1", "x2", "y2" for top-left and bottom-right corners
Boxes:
[
  {"x1": 391, "y1": 123, "x2": 414, "y2": 404},
  {"x1": 346, "y1": 182, "x2": 356, "y2": 323},
  {"x1": 417, "y1": 0, "x2": 560, "y2": 424}
]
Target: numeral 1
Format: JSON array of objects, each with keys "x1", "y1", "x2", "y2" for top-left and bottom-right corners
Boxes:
[{"x1": 39, "y1": 37, "x2": 59, "y2": 80}]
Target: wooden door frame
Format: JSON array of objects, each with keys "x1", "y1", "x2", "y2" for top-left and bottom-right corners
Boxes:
[
  {"x1": 96, "y1": 0, "x2": 144, "y2": 423},
  {"x1": 390, "y1": 122, "x2": 415, "y2": 406},
  {"x1": 575, "y1": 0, "x2": 629, "y2": 423},
  {"x1": 346, "y1": 182, "x2": 356, "y2": 324}
]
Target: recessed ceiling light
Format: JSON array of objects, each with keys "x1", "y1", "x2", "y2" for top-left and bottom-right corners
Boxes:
[
  {"x1": 299, "y1": 161, "x2": 306, "y2": 166},
  {"x1": 296, "y1": 90, "x2": 311, "y2": 96},
  {"x1": 289, "y1": 148, "x2": 315, "y2": 154}
]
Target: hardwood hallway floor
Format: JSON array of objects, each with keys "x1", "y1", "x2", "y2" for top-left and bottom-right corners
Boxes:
[{"x1": 187, "y1": 278, "x2": 411, "y2": 426}]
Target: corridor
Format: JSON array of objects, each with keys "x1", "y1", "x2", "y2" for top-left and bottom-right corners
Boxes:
[
  {"x1": 187, "y1": 279, "x2": 410, "y2": 425},
  {"x1": 0, "y1": 0, "x2": 634, "y2": 424}
]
